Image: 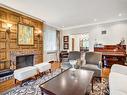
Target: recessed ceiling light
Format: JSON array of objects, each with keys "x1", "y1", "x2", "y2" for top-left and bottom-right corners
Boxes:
[
  {"x1": 118, "y1": 13, "x2": 122, "y2": 16},
  {"x1": 94, "y1": 19, "x2": 97, "y2": 22}
]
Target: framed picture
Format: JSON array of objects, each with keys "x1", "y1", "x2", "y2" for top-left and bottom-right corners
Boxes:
[
  {"x1": 101, "y1": 30, "x2": 107, "y2": 35},
  {"x1": 18, "y1": 24, "x2": 34, "y2": 45},
  {"x1": 64, "y1": 43, "x2": 69, "y2": 49},
  {"x1": 63, "y1": 36, "x2": 69, "y2": 42}
]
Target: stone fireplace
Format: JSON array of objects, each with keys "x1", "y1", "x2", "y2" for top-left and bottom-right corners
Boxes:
[{"x1": 10, "y1": 50, "x2": 36, "y2": 69}]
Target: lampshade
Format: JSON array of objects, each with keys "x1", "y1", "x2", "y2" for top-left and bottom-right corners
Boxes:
[{"x1": 7, "y1": 23, "x2": 12, "y2": 28}]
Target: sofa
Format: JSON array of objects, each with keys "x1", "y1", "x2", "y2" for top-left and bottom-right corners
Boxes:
[{"x1": 109, "y1": 64, "x2": 127, "y2": 95}]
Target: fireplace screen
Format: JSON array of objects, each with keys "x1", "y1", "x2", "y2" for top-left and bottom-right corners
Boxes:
[{"x1": 16, "y1": 54, "x2": 34, "y2": 69}]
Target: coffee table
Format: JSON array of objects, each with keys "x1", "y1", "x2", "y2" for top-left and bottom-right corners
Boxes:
[{"x1": 40, "y1": 69, "x2": 94, "y2": 95}]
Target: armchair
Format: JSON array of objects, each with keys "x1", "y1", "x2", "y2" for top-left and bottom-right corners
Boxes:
[
  {"x1": 81, "y1": 52, "x2": 102, "y2": 80},
  {"x1": 68, "y1": 51, "x2": 81, "y2": 69}
]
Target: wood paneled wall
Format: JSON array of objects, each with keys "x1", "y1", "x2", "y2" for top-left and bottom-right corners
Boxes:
[{"x1": 0, "y1": 7, "x2": 43, "y2": 69}]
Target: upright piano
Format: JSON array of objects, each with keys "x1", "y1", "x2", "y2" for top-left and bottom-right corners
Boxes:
[{"x1": 94, "y1": 45, "x2": 126, "y2": 67}]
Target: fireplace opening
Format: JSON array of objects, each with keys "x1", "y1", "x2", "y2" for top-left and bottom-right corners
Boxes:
[{"x1": 16, "y1": 54, "x2": 34, "y2": 69}]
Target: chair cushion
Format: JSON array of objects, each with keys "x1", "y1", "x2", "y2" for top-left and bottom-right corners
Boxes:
[
  {"x1": 34, "y1": 62, "x2": 51, "y2": 73},
  {"x1": 0, "y1": 69, "x2": 13, "y2": 77},
  {"x1": 81, "y1": 64, "x2": 101, "y2": 70},
  {"x1": 81, "y1": 64, "x2": 101, "y2": 77},
  {"x1": 14, "y1": 66, "x2": 37, "y2": 81}
]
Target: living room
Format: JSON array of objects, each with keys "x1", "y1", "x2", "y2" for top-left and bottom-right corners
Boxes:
[{"x1": 0, "y1": 0, "x2": 127, "y2": 95}]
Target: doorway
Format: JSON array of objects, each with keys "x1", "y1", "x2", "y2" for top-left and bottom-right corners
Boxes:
[{"x1": 72, "y1": 38, "x2": 75, "y2": 51}]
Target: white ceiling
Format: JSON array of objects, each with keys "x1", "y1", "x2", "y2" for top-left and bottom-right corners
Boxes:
[{"x1": 0, "y1": 0, "x2": 127, "y2": 30}]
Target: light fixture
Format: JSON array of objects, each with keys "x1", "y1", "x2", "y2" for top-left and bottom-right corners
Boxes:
[
  {"x1": 118, "y1": 13, "x2": 122, "y2": 17},
  {"x1": 62, "y1": 26, "x2": 64, "y2": 28},
  {"x1": 94, "y1": 19, "x2": 97, "y2": 22},
  {"x1": 6, "y1": 23, "x2": 12, "y2": 33},
  {"x1": 36, "y1": 30, "x2": 41, "y2": 38}
]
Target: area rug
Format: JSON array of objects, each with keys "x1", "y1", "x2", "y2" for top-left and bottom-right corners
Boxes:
[
  {"x1": 2, "y1": 68, "x2": 109, "y2": 95},
  {"x1": 90, "y1": 78, "x2": 109, "y2": 95},
  {"x1": 2, "y1": 68, "x2": 68, "y2": 95}
]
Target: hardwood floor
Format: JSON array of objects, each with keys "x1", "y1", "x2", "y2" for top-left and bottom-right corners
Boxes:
[
  {"x1": 102, "y1": 67, "x2": 110, "y2": 78},
  {"x1": 0, "y1": 63, "x2": 110, "y2": 93},
  {"x1": 0, "y1": 78, "x2": 15, "y2": 92}
]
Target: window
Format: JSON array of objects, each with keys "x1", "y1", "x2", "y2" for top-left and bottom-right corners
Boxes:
[
  {"x1": 83, "y1": 33, "x2": 89, "y2": 49},
  {"x1": 80, "y1": 33, "x2": 89, "y2": 51},
  {"x1": 44, "y1": 30, "x2": 57, "y2": 52}
]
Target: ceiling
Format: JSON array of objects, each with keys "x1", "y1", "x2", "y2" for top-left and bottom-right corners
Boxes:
[{"x1": 0, "y1": 0, "x2": 127, "y2": 30}]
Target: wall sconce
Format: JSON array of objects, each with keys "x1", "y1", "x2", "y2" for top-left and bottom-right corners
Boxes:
[
  {"x1": 36, "y1": 30, "x2": 41, "y2": 38},
  {"x1": 6, "y1": 23, "x2": 13, "y2": 33}
]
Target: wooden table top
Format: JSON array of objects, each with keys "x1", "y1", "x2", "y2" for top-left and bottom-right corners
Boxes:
[{"x1": 40, "y1": 69, "x2": 94, "y2": 95}]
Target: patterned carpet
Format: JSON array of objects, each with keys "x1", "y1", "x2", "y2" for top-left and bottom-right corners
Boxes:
[
  {"x1": 89, "y1": 78, "x2": 109, "y2": 95},
  {"x1": 2, "y1": 68, "x2": 109, "y2": 95}
]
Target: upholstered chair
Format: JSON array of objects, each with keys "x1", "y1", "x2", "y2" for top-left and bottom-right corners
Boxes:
[
  {"x1": 81, "y1": 52, "x2": 102, "y2": 80},
  {"x1": 68, "y1": 51, "x2": 81, "y2": 69}
]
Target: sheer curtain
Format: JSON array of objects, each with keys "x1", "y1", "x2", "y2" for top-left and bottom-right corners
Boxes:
[{"x1": 44, "y1": 29, "x2": 57, "y2": 53}]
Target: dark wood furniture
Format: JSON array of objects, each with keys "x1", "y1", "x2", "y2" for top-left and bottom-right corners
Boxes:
[
  {"x1": 49, "y1": 61, "x2": 61, "y2": 71},
  {"x1": 40, "y1": 69, "x2": 94, "y2": 95},
  {"x1": 94, "y1": 45, "x2": 126, "y2": 67},
  {"x1": 59, "y1": 51, "x2": 69, "y2": 62}
]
